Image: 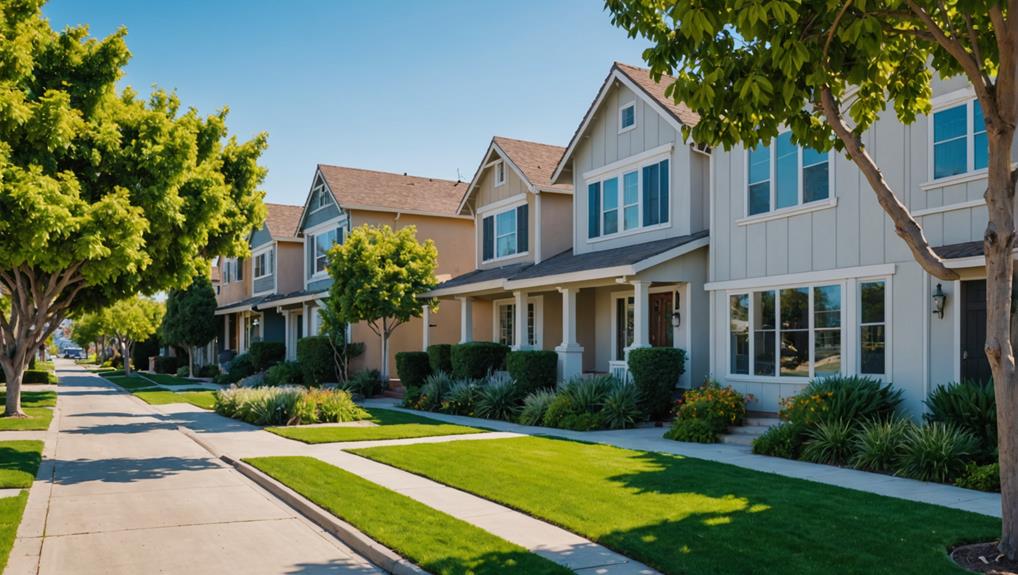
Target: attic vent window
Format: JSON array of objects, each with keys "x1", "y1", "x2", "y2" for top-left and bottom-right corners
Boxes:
[
  {"x1": 619, "y1": 101, "x2": 636, "y2": 132},
  {"x1": 494, "y1": 160, "x2": 506, "y2": 187}
]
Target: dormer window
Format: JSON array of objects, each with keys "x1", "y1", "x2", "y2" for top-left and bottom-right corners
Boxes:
[
  {"x1": 494, "y1": 160, "x2": 506, "y2": 187},
  {"x1": 619, "y1": 101, "x2": 636, "y2": 133}
]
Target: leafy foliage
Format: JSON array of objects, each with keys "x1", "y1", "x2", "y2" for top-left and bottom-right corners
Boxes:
[
  {"x1": 664, "y1": 418, "x2": 718, "y2": 443},
  {"x1": 780, "y1": 376, "x2": 902, "y2": 428},
  {"x1": 474, "y1": 373, "x2": 521, "y2": 421},
  {"x1": 214, "y1": 386, "x2": 367, "y2": 426},
  {"x1": 956, "y1": 462, "x2": 1001, "y2": 492},
  {"x1": 247, "y1": 341, "x2": 285, "y2": 371},
  {"x1": 518, "y1": 389, "x2": 558, "y2": 426},
  {"x1": 264, "y1": 361, "x2": 305, "y2": 387},
  {"x1": 451, "y1": 342, "x2": 509, "y2": 379},
  {"x1": 801, "y1": 419, "x2": 856, "y2": 466},
  {"x1": 295, "y1": 336, "x2": 337, "y2": 386},
  {"x1": 160, "y1": 275, "x2": 218, "y2": 370},
  {"x1": 850, "y1": 417, "x2": 910, "y2": 472},
  {"x1": 506, "y1": 350, "x2": 558, "y2": 396},
  {"x1": 675, "y1": 379, "x2": 750, "y2": 435},
  {"x1": 627, "y1": 347, "x2": 685, "y2": 420},
  {"x1": 443, "y1": 379, "x2": 481, "y2": 416},
  {"x1": 427, "y1": 344, "x2": 453, "y2": 374},
  {"x1": 601, "y1": 383, "x2": 643, "y2": 430},
  {"x1": 752, "y1": 423, "x2": 806, "y2": 459},
  {"x1": 395, "y1": 352, "x2": 431, "y2": 389},
  {"x1": 897, "y1": 423, "x2": 981, "y2": 483},
  {"x1": 925, "y1": 379, "x2": 997, "y2": 455}
]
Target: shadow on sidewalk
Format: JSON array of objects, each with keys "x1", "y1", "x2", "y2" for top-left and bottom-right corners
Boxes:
[{"x1": 51, "y1": 456, "x2": 223, "y2": 485}]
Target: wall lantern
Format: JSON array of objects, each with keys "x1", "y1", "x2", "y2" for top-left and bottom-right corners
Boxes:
[
  {"x1": 671, "y1": 291, "x2": 682, "y2": 327},
  {"x1": 932, "y1": 283, "x2": 947, "y2": 319}
]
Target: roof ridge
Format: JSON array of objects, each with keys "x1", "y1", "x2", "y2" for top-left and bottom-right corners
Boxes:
[{"x1": 317, "y1": 163, "x2": 462, "y2": 185}]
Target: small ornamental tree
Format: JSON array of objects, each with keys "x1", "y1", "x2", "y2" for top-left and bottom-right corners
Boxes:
[
  {"x1": 102, "y1": 297, "x2": 164, "y2": 376},
  {"x1": 606, "y1": 0, "x2": 1017, "y2": 557},
  {"x1": 0, "y1": 3, "x2": 266, "y2": 417},
  {"x1": 325, "y1": 225, "x2": 438, "y2": 381},
  {"x1": 161, "y1": 275, "x2": 218, "y2": 376},
  {"x1": 70, "y1": 312, "x2": 104, "y2": 360}
]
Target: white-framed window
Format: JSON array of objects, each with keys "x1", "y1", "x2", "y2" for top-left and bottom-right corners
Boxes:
[
  {"x1": 932, "y1": 98, "x2": 987, "y2": 180},
  {"x1": 859, "y1": 280, "x2": 887, "y2": 375},
  {"x1": 223, "y1": 257, "x2": 242, "y2": 283},
  {"x1": 481, "y1": 203, "x2": 528, "y2": 262},
  {"x1": 309, "y1": 179, "x2": 330, "y2": 212},
  {"x1": 494, "y1": 160, "x2": 506, "y2": 187},
  {"x1": 613, "y1": 295, "x2": 635, "y2": 361},
  {"x1": 253, "y1": 247, "x2": 274, "y2": 279},
  {"x1": 493, "y1": 297, "x2": 540, "y2": 348},
  {"x1": 587, "y1": 158, "x2": 669, "y2": 239},
  {"x1": 746, "y1": 132, "x2": 830, "y2": 216},
  {"x1": 312, "y1": 228, "x2": 339, "y2": 274},
  {"x1": 619, "y1": 101, "x2": 636, "y2": 133}
]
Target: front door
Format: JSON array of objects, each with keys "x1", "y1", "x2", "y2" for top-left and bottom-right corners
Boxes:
[
  {"x1": 960, "y1": 280, "x2": 992, "y2": 383},
  {"x1": 649, "y1": 292, "x2": 674, "y2": 348}
]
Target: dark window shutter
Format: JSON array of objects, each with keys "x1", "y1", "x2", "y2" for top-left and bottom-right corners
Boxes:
[
  {"x1": 642, "y1": 163, "x2": 659, "y2": 226},
  {"x1": 237, "y1": 258, "x2": 244, "y2": 280},
  {"x1": 588, "y1": 182, "x2": 601, "y2": 238},
  {"x1": 516, "y1": 204, "x2": 528, "y2": 253},
  {"x1": 482, "y1": 216, "x2": 494, "y2": 260},
  {"x1": 658, "y1": 159, "x2": 669, "y2": 223}
]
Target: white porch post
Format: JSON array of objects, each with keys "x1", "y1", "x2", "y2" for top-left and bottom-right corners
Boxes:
[
  {"x1": 422, "y1": 305, "x2": 432, "y2": 351},
  {"x1": 458, "y1": 296, "x2": 473, "y2": 343},
  {"x1": 555, "y1": 287, "x2": 583, "y2": 380},
  {"x1": 631, "y1": 280, "x2": 651, "y2": 350},
  {"x1": 223, "y1": 314, "x2": 231, "y2": 352},
  {"x1": 238, "y1": 312, "x2": 247, "y2": 353},
  {"x1": 281, "y1": 309, "x2": 292, "y2": 360},
  {"x1": 513, "y1": 290, "x2": 529, "y2": 350},
  {"x1": 302, "y1": 302, "x2": 311, "y2": 339}
]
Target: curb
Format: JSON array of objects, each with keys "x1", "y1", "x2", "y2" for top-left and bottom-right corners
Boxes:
[{"x1": 220, "y1": 454, "x2": 429, "y2": 575}]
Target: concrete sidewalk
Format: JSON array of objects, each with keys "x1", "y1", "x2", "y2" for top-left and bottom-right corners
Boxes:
[
  {"x1": 6, "y1": 361, "x2": 380, "y2": 575},
  {"x1": 362, "y1": 399, "x2": 1002, "y2": 518}
]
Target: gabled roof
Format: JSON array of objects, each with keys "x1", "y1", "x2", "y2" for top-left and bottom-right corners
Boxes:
[
  {"x1": 457, "y1": 136, "x2": 571, "y2": 215},
  {"x1": 264, "y1": 203, "x2": 304, "y2": 239},
  {"x1": 316, "y1": 164, "x2": 467, "y2": 218},
  {"x1": 552, "y1": 62, "x2": 700, "y2": 184}
]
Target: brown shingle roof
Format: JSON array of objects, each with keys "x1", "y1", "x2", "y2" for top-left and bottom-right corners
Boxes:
[
  {"x1": 264, "y1": 203, "x2": 304, "y2": 238},
  {"x1": 317, "y1": 164, "x2": 465, "y2": 216},
  {"x1": 492, "y1": 137, "x2": 570, "y2": 192},
  {"x1": 613, "y1": 62, "x2": 700, "y2": 127}
]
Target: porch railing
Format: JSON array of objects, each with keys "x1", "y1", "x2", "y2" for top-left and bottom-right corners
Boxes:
[{"x1": 608, "y1": 360, "x2": 631, "y2": 384}]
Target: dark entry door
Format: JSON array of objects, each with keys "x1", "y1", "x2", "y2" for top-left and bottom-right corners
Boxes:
[
  {"x1": 960, "y1": 280, "x2": 992, "y2": 383},
  {"x1": 649, "y1": 292, "x2": 674, "y2": 348}
]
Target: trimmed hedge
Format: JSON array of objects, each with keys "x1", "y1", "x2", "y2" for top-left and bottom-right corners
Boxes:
[
  {"x1": 506, "y1": 350, "x2": 558, "y2": 396},
  {"x1": 1, "y1": 369, "x2": 53, "y2": 384},
  {"x1": 132, "y1": 337, "x2": 160, "y2": 372},
  {"x1": 451, "y1": 341, "x2": 509, "y2": 379},
  {"x1": 248, "y1": 341, "x2": 286, "y2": 371},
  {"x1": 627, "y1": 347, "x2": 686, "y2": 420},
  {"x1": 154, "y1": 356, "x2": 179, "y2": 374},
  {"x1": 396, "y1": 352, "x2": 431, "y2": 389},
  {"x1": 296, "y1": 336, "x2": 336, "y2": 386},
  {"x1": 427, "y1": 344, "x2": 453, "y2": 374}
]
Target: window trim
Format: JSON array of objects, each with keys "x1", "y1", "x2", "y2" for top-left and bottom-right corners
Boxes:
[
  {"x1": 857, "y1": 276, "x2": 893, "y2": 378},
  {"x1": 618, "y1": 100, "x2": 636, "y2": 134},
  {"x1": 743, "y1": 133, "x2": 833, "y2": 219},
  {"x1": 494, "y1": 160, "x2": 506, "y2": 187},
  {"x1": 252, "y1": 246, "x2": 274, "y2": 280},
  {"x1": 585, "y1": 151, "x2": 672, "y2": 243},
  {"x1": 481, "y1": 201, "x2": 529, "y2": 263},
  {"x1": 304, "y1": 216, "x2": 345, "y2": 284},
  {"x1": 927, "y1": 95, "x2": 987, "y2": 183},
  {"x1": 308, "y1": 181, "x2": 331, "y2": 214},
  {"x1": 492, "y1": 296, "x2": 543, "y2": 348}
]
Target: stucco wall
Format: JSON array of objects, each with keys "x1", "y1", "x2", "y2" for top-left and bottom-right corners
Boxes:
[
  {"x1": 276, "y1": 241, "x2": 304, "y2": 294},
  {"x1": 216, "y1": 257, "x2": 251, "y2": 306}
]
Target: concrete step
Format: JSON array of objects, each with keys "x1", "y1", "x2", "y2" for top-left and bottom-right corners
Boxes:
[
  {"x1": 744, "y1": 417, "x2": 781, "y2": 427},
  {"x1": 719, "y1": 433, "x2": 756, "y2": 446},
  {"x1": 727, "y1": 425, "x2": 773, "y2": 436}
]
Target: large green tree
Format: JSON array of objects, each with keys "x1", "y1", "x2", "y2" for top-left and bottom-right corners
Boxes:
[
  {"x1": 325, "y1": 224, "x2": 438, "y2": 381},
  {"x1": 102, "y1": 296, "x2": 164, "y2": 376},
  {"x1": 0, "y1": 1, "x2": 266, "y2": 415},
  {"x1": 605, "y1": 0, "x2": 1015, "y2": 556},
  {"x1": 161, "y1": 274, "x2": 218, "y2": 376}
]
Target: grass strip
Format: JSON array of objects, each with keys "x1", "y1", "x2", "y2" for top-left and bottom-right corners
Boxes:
[
  {"x1": 0, "y1": 440, "x2": 43, "y2": 488},
  {"x1": 267, "y1": 408, "x2": 484, "y2": 443},
  {"x1": 142, "y1": 373, "x2": 202, "y2": 386},
  {"x1": 246, "y1": 456, "x2": 569, "y2": 575},
  {"x1": 133, "y1": 390, "x2": 216, "y2": 410},
  {"x1": 105, "y1": 375, "x2": 159, "y2": 391},
  {"x1": 0, "y1": 392, "x2": 54, "y2": 431},
  {"x1": 0, "y1": 391, "x2": 55, "y2": 408},
  {"x1": 0, "y1": 492, "x2": 28, "y2": 572},
  {"x1": 353, "y1": 435, "x2": 1001, "y2": 575}
]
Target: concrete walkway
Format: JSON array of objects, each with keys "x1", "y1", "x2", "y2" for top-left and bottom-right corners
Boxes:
[
  {"x1": 7, "y1": 361, "x2": 381, "y2": 575},
  {"x1": 362, "y1": 399, "x2": 1002, "y2": 518}
]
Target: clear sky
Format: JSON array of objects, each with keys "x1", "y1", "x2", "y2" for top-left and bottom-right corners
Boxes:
[{"x1": 43, "y1": 1, "x2": 651, "y2": 206}]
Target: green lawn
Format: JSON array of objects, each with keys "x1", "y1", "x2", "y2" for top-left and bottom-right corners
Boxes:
[
  {"x1": 267, "y1": 408, "x2": 484, "y2": 443},
  {"x1": 105, "y1": 375, "x2": 159, "y2": 391},
  {"x1": 246, "y1": 456, "x2": 568, "y2": 575},
  {"x1": 0, "y1": 391, "x2": 56, "y2": 431},
  {"x1": 0, "y1": 440, "x2": 43, "y2": 488},
  {"x1": 133, "y1": 390, "x2": 216, "y2": 410},
  {"x1": 353, "y1": 436, "x2": 1001, "y2": 575},
  {"x1": 142, "y1": 373, "x2": 202, "y2": 386},
  {"x1": 0, "y1": 492, "x2": 28, "y2": 572}
]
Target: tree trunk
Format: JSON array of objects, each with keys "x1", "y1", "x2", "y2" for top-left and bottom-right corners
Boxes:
[
  {"x1": 1, "y1": 362, "x2": 25, "y2": 418},
  {"x1": 121, "y1": 340, "x2": 132, "y2": 376},
  {"x1": 187, "y1": 346, "x2": 194, "y2": 378},
  {"x1": 379, "y1": 319, "x2": 390, "y2": 382}
]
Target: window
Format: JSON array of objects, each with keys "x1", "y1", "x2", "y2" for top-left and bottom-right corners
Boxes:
[
  {"x1": 615, "y1": 296, "x2": 635, "y2": 360},
  {"x1": 753, "y1": 291, "x2": 776, "y2": 376},
  {"x1": 729, "y1": 294, "x2": 749, "y2": 374},
  {"x1": 310, "y1": 181, "x2": 329, "y2": 211},
  {"x1": 313, "y1": 228, "x2": 339, "y2": 274},
  {"x1": 496, "y1": 301, "x2": 536, "y2": 347},
  {"x1": 481, "y1": 204, "x2": 528, "y2": 261},
  {"x1": 494, "y1": 161, "x2": 506, "y2": 187},
  {"x1": 619, "y1": 102, "x2": 636, "y2": 132},
  {"x1": 746, "y1": 135, "x2": 829, "y2": 216},
  {"x1": 253, "y1": 248, "x2": 274, "y2": 279},
  {"x1": 933, "y1": 99, "x2": 987, "y2": 180},
  {"x1": 587, "y1": 159, "x2": 669, "y2": 239},
  {"x1": 859, "y1": 281, "x2": 886, "y2": 374}
]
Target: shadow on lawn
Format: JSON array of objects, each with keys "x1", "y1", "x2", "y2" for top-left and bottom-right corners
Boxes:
[
  {"x1": 0, "y1": 445, "x2": 42, "y2": 480},
  {"x1": 52, "y1": 456, "x2": 222, "y2": 485}
]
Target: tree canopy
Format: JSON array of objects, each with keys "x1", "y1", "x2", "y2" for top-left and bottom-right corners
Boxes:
[{"x1": 161, "y1": 274, "x2": 218, "y2": 374}]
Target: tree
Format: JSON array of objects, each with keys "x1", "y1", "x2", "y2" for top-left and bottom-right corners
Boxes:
[
  {"x1": 70, "y1": 312, "x2": 104, "y2": 361},
  {"x1": 102, "y1": 297, "x2": 164, "y2": 375},
  {"x1": 0, "y1": 2, "x2": 266, "y2": 417},
  {"x1": 325, "y1": 225, "x2": 438, "y2": 381},
  {"x1": 161, "y1": 275, "x2": 218, "y2": 376},
  {"x1": 606, "y1": 0, "x2": 1016, "y2": 556}
]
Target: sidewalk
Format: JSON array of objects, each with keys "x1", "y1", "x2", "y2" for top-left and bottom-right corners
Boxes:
[
  {"x1": 362, "y1": 399, "x2": 1002, "y2": 518},
  {"x1": 7, "y1": 361, "x2": 380, "y2": 575}
]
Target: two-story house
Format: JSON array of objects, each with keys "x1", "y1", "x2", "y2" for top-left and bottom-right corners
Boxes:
[
  {"x1": 429, "y1": 63, "x2": 711, "y2": 387},
  {"x1": 280, "y1": 164, "x2": 474, "y2": 378},
  {"x1": 706, "y1": 73, "x2": 1018, "y2": 414}
]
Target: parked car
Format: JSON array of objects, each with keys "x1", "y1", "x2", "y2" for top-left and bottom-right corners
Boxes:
[{"x1": 63, "y1": 347, "x2": 85, "y2": 359}]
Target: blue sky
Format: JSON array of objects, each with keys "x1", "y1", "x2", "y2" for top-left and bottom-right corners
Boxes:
[{"x1": 43, "y1": 1, "x2": 651, "y2": 206}]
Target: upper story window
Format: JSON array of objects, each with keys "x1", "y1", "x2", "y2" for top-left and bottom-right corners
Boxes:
[
  {"x1": 747, "y1": 132, "x2": 830, "y2": 216},
  {"x1": 482, "y1": 204, "x2": 528, "y2": 262},
  {"x1": 253, "y1": 247, "x2": 274, "y2": 279},
  {"x1": 588, "y1": 158, "x2": 669, "y2": 239},
  {"x1": 312, "y1": 228, "x2": 340, "y2": 275},
  {"x1": 619, "y1": 101, "x2": 636, "y2": 132},
  {"x1": 494, "y1": 161, "x2": 506, "y2": 187},
  {"x1": 222, "y1": 257, "x2": 243, "y2": 283},
  {"x1": 933, "y1": 99, "x2": 987, "y2": 180}
]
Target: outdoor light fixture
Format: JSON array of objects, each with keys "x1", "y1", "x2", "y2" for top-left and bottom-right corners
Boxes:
[
  {"x1": 671, "y1": 310, "x2": 681, "y2": 328},
  {"x1": 932, "y1": 283, "x2": 947, "y2": 319}
]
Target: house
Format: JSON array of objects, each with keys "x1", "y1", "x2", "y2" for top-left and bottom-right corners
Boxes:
[
  {"x1": 214, "y1": 203, "x2": 304, "y2": 360},
  {"x1": 705, "y1": 73, "x2": 1017, "y2": 415},
  {"x1": 283, "y1": 164, "x2": 475, "y2": 377},
  {"x1": 428, "y1": 63, "x2": 711, "y2": 388}
]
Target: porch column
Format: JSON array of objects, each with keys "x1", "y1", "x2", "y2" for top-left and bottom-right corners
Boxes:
[
  {"x1": 422, "y1": 305, "x2": 432, "y2": 351},
  {"x1": 555, "y1": 287, "x2": 584, "y2": 380},
  {"x1": 631, "y1": 280, "x2": 651, "y2": 350},
  {"x1": 513, "y1": 290, "x2": 529, "y2": 350},
  {"x1": 302, "y1": 302, "x2": 311, "y2": 339},
  {"x1": 458, "y1": 296, "x2": 473, "y2": 343},
  {"x1": 223, "y1": 314, "x2": 231, "y2": 352},
  {"x1": 281, "y1": 309, "x2": 291, "y2": 360}
]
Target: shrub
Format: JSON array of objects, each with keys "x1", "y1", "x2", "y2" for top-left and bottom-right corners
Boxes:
[
  {"x1": 506, "y1": 350, "x2": 558, "y2": 396},
  {"x1": 924, "y1": 379, "x2": 997, "y2": 455},
  {"x1": 474, "y1": 373, "x2": 521, "y2": 421},
  {"x1": 292, "y1": 388, "x2": 368, "y2": 424},
  {"x1": 296, "y1": 336, "x2": 336, "y2": 386},
  {"x1": 427, "y1": 344, "x2": 453, "y2": 374},
  {"x1": 22, "y1": 370, "x2": 52, "y2": 384},
  {"x1": 955, "y1": 462, "x2": 1001, "y2": 492},
  {"x1": 154, "y1": 356, "x2": 179, "y2": 374},
  {"x1": 451, "y1": 341, "x2": 509, "y2": 379},
  {"x1": 781, "y1": 376, "x2": 903, "y2": 429},
  {"x1": 896, "y1": 423, "x2": 980, "y2": 483},
  {"x1": 752, "y1": 423, "x2": 806, "y2": 459},
  {"x1": 443, "y1": 379, "x2": 480, "y2": 415},
  {"x1": 558, "y1": 412, "x2": 605, "y2": 431},
  {"x1": 561, "y1": 375, "x2": 615, "y2": 413},
  {"x1": 416, "y1": 372, "x2": 454, "y2": 411},
  {"x1": 132, "y1": 336, "x2": 159, "y2": 371},
  {"x1": 676, "y1": 380, "x2": 749, "y2": 434},
  {"x1": 518, "y1": 389, "x2": 558, "y2": 426},
  {"x1": 627, "y1": 347, "x2": 686, "y2": 420},
  {"x1": 395, "y1": 352, "x2": 431, "y2": 389},
  {"x1": 341, "y1": 370, "x2": 383, "y2": 399},
  {"x1": 264, "y1": 361, "x2": 305, "y2": 387},
  {"x1": 850, "y1": 417, "x2": 910, "y2": 472},
  {"x1": 214, "y1": 386, "x2": 367, "y2": 426},
  {"x1": 198, "y1": 364, "x2": 220, "y2": 378},
  {"x1": 542, "y1": 393, "x2": 577, "y2": 428},
  {"x1": 601, "y1": 383, "x2": 643, "y2": 429},
  {"x1": 801, "y1": 419, "x2": 856, "y2": 465},
  {"x1": 665, "y1": 418, "x2": 717, "y2": 443},
  {"x1": 175, "y1": 366, "x2": 190, "y2": 378},
  {"x1": 248, "y1": 341, "x2": 286, "y2": 371},
  {"x1": 216, "y1": 353, "x2": 254, "y2": 384}
]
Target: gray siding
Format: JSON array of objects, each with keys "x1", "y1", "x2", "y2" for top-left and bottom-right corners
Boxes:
[
  {"x1": 250, "y1": 225, "x2": 273, "y2": 249},
  {"x1": 253, "y1": 274, "x2": 274, "y2": 294}
]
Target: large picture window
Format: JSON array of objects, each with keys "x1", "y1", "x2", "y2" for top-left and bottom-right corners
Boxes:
[
  {"x1": 746, "y1": 134, "x2": 829, "y2": 216},
  {"x1": 933, "y1": 99, "x2": 987, "y2": 180},
  {"x1": 587, "y1": 158, "x2": 669, "y2": 239},
  {"x1": 482, "y1": 204, "x2": 528, "y2": 262}
]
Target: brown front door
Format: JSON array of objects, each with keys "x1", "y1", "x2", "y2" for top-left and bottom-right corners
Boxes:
[{"x1": 649, "y1": 292, "x2": 674, "y2": 348}]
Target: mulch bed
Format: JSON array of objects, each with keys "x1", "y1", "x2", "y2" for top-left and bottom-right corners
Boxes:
[{"x1": 953, "y1": 542, "x2": 1018, "y2": 574}]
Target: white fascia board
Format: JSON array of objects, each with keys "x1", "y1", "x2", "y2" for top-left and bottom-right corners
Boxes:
[
  {"x1": 704, "y1": 263, "x2": 897, "y2": 291},
  {"x1": 475, "y1": 193, "x2": 528, "y2": 216},
  {"x1": 504, "y1": 265, "x2": 634, "y2": 291},
  {"x1": 426, "y1": 279, "x2": 509, "y2": 298}
]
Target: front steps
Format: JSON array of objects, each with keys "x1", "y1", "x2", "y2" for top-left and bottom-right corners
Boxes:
[{"x1": 719, "y1": 414, "x2": 781, "y2": 447}]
